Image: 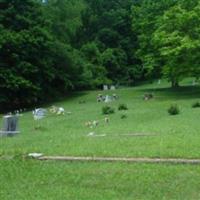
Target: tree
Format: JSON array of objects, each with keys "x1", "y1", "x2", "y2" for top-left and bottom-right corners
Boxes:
[
  {"x1": 131, "y1": 0, "x2": 177, "y2": 79},
  {"x1": 77, "y1": 0, "x2": 142, "y2": 85},
  {"x1": 0, "y1": 0, "x2": 80, "y2": 110},
  {"x1": 153, "y1": 0, "x2": 200, "y2": 87}
]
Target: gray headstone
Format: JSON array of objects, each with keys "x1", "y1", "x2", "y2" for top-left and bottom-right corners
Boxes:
[
  {"x1": 0, "y1": 115, "x2": 19, "y2": 136},
  {"x1": 33, "y1": 108, "x2": 47, "y2": 120},
  {"x1": 110, "y1": 85, "x2": 116, "y2": 90},
  {"x1": 103, "y1": 85, "x2": 108, "y2": 90},
  {"x1": 105, "y1": 95, "x2": 112, "y2": 103}
]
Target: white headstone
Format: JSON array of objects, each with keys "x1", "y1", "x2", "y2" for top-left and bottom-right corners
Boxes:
[
  {"x1": 110, "y1": 85, "x2": 116, "y2": 90},
  {"x1": 33, "y1": 108, "x2": 47, "y2": 120},
  {"x1": 158, "y1": 79, "x2": 161, "y2": 85},
  {"x1": 192, "y1": 80, "x2": 196, "y2": 86},
  {"x1": 105, "y1": 95, "x2": 112, "y2": 103},
  {"x1": 103, "y1": 85, "x2": 108, "y2": 90}
]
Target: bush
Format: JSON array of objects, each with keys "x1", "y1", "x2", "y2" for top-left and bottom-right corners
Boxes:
[
  {"x1": 120, "y1": 114, "x2": 127, "y2": 119},
  {"x1": 102, "y1": 106, "x2": 115, "y2": 115},
  {"x1": 118, "y1": 103, "x2": 128, "y2": 111},
  {"x1": 192, "y1": 101, "x2": 200, "y2": 108},
  {"x1": 168, "y1": 104, "x2": 180, "y2": 115},
  {"x1": 143, "y1": 93, "x2": 154, "y2": 100}
]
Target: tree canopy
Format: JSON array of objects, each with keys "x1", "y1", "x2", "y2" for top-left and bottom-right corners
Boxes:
[{"x1": 0, "y1": 0, "x2": 200, "y2": 111}]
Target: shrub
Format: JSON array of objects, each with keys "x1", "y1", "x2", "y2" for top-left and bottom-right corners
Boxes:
[
  {"x1": 102, "y1": 106, "x2": 115, "y2": 115},
  {"x1": 121, "y1": 114, "x2": 127, "y2": 119},
  {"x1": 168, "y1": 104, "x2": 180, "y2": 115},
  {"x1": 143, "y1": 93, "x2": 154, "y2": 100},
  {"x1": 192, "y1": 101, "x2": 200, "y2": 108},
  {"x1": 118, "y1": 103, "x2": 128, "y2": 111}
]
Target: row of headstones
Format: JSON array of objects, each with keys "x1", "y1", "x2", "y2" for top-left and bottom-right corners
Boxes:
[
  {"x1": 97, "y1": 94, "x2": 118, "y2": 103},
  {"x1": 0, "y1": 108, "x2": 47, "y2": 137},
  {"x1": 103, "y1": 85, "x2": 116, "y2": 91}
]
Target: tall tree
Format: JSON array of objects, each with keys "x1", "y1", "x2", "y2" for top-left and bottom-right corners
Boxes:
[
  {"x1": 153, "y1": 0, "x2": 200, "y2": 87},
  {"x1": 0, "y1": 0, "x2": 78, "y2": 110},
  {"x1": 131, "y1": 0, "x2": 177, "y2": 79},
  {"x1": 77, "y1": 0, "x2": 142, "y2": 85}
]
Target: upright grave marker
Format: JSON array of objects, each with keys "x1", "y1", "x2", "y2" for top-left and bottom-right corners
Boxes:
[
  {"x1": 110, "y1": 85, "x2": 116, "y2": 90},
  {"x1": 0, "y1": 115, "x2": 19, "y2": 136},
  {"x1": 103, "y1": 85, "x2": 108, "y2": 90}
]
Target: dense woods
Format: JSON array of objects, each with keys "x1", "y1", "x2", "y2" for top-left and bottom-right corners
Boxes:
[{"x1": 0, "y1": 0, "x2": 200, "y2": 110}]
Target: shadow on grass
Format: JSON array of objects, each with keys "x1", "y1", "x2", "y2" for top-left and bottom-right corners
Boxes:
[{"x1": 141, "y1": 86, "x2": 200, "y2": 100}]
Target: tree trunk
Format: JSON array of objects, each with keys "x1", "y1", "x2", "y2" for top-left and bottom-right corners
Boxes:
[{"x1": 171, "y1": 79, "x2": 179, "y2": 88}]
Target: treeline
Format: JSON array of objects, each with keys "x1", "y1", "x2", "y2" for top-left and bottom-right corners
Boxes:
[{"x1": 0, "y1": 0, "x2": 200, "y2": 110}]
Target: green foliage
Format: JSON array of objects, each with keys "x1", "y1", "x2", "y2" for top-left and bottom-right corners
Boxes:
[
  {"x1": 118, "y1": 104, "x2": 128, "y2": 111},
  {"x1": 120, "y1": 113, "x2": 127, "y2": 119},
  {"x1": 168, "y1": 104, "x2": 180, "y2": 115},
  {"x1": 132, "y1": 0, "x2": 200, "y2": 86},
  {"x1": 102, "y1": 105, "x2": 115, "y2": 115},
  {"x1": 192, "y1": 101, "x2": 200, "y2": 108},
  {"x1": 0, "y1": 0, "x2": 56, "y2": 109},
  {"x1": 0, "y1": 0, "x2": 87, "y2": 110},
  {"x1": 1, "y1": 0, "x2": 200, "y2": 111},
  {"x1": 77, "y1": 0, "x2": 143, "y2": 85}
]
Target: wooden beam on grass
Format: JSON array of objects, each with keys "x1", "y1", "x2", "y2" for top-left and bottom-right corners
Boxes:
[{"x1": 37, "y1": 156, "x2": 200, "y2": 165}]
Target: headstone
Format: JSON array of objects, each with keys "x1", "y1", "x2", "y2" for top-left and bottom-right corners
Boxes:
[
  {"x1": 158, "y1": 79, "x2": 161, "y2": 85},
  {"x1": 110, "y1": 85, "x2": 116, "y2": 90},
  {"x1": 103, "y1": 85, "x2": 108, "y2": 90},
  {"x1": 143, "y1": 93, "x2": 153, "y2": 101},
  {"x1": 57, "y1": 107, "x2": 65, "y2": 115},
  {"x1": 192, "y1": 80, "x2": 196, "y2": 86},
  {"x1": 105, "y1": 95, "x2": 112, "y2": 103},
  {"x1": 0, "y1": 115, "x2": 19, "y2": 136},
  {"x1": 33, "y1": 108, "x2": 47, "y2": 120},
  {"x1": 112, "y1": 94, "x2": 118, "y2": 100}
]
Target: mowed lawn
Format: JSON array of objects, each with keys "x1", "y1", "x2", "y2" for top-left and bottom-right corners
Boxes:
[{"x1": 1, "y1": 80, "x2": 200, "y2": 199}]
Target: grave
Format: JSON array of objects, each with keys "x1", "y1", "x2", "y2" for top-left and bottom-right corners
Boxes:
[
  {"x1": 143, "y1": 93, "x2": 153, "y2": 101},
  {"x1": 110, "y1": 85, "x2": 116, "y2": 90},
  {"x1": 0, "y1": 115, "x2": 20, "y2": 136},
  {"x1": 33, "y1": 108, "x2": 47, "y2": 120},
  {"x1": 103, "y1": 85, "x2": 108, "y2": 90},
  {"x1": 105, "y1": 95, "x2": 112, "y2": 103}
]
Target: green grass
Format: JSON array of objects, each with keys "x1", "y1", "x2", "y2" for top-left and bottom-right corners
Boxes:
[
  {"x1": 0, "y1": 79, "x2": 200, "y2": 199},
  {"x1": 1, "y1": 159, "x2": 200, "y2": 200}
]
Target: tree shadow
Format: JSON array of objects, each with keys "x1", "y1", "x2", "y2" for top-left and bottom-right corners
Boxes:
[{"x1": 141, "y1": 86, "x2": 200, "y2": 100}]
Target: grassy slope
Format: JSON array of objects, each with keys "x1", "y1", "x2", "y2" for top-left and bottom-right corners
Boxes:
[
  {"x1": 1, "y1": 80, "x2": 200, "y2": 158},
  {"x1": 0, "y1": 79, "x2": 200, "y2": 200},
  {"x1": 1, "y1": 159, "x2": 200, "y2": 200}
]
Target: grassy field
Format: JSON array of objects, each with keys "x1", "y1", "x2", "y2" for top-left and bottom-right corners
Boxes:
[{"x1": 1, "y1": 79, "x2": 200, "y2": 199}]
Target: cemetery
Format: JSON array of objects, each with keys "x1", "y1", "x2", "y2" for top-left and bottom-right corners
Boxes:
[
  {"x1": 1, "y1": 79, "x2": 200, "y2": 199},
  {"x1": 1, "y1": 0, "x2": 200, "y2": 199}
]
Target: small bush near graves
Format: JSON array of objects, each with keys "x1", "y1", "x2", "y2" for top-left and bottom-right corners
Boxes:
[
  {"x1": 102, "y1": 106, "x2": 115, "y2": 115},
  {"x1": 143, "y1": 93, "x2": 154, "y2": 100},
  {"x1": 121, "y1": 114, "x2": 127, "y2": 119},
  {"x1": 118, "y1": 103, "x2": 128, "y2": 111},
  {"x1": 168, "y1": 104, "x2": 180, "y2": 115},
  {"x1": 192, "y1": 101, "x2": 200, "y2": 108}
]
